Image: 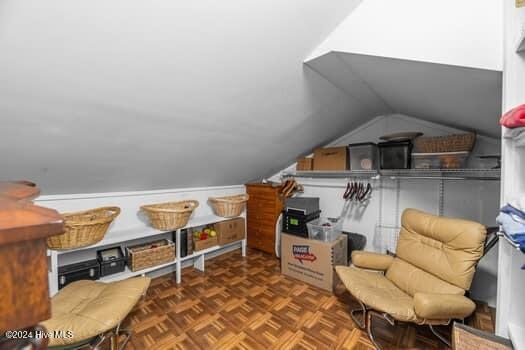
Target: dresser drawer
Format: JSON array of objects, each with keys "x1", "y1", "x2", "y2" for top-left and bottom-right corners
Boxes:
[
  {"x1": 247, "y1": 201, "x2": 276, "y2": 215},
  {"x1": 257, "y1": 238, "x2": 275, "y2": 255},
  {"x1": 246, "y1": 189, "x2": 279, "y2": 201},
  {"x1": 246, "y1": 206, "x2": 277, "y2": 220},
  {"x1": 247, "y1": 217, "x2": 277, "y2": 231},
  {"x1": 248, "y1": 224, "x2": 276, "y2": 239},
  {"x1": 247, "y1": 231, "x2": 275, "y2": 255}
]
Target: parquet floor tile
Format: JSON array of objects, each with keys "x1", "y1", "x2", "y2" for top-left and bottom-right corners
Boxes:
[{"x1": 121, "y1": 248, "x2": 495, "y2": 349}]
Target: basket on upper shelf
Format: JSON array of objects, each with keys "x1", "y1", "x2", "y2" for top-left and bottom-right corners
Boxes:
[
  {"x1": 414, "y1": 132, "x2": 476, "y2": 153},
  {"x1": 208, "y1": 194, "x2": 249, "y2": 218},
  {"x1": 46, "y1": 206, "x2": 121, "y2": 250},
  {"x1": 141, "y1": 200, "x2": 199, "y2": 230}
]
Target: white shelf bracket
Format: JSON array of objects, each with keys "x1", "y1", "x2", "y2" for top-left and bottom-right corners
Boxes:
[
  {"x1": 175, "y1": 229, "x2": 182, "y2": 284},
  {"x1": 193, "y1": 254, "x2": 205, "y2": 272}
]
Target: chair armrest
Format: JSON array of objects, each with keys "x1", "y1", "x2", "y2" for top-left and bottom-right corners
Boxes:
[
  {"x1": 351, "y1": 251, "x2": 394, "y2": 271},
  {"x1": 414, "y1": 293, "x2": 476, "y2": 320}
]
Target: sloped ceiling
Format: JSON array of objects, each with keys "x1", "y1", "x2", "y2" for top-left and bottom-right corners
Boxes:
[
  {"x1": 0, "y1": 0, "x2": 372, "y2": 194},
  {"x1": 306, "y1": 52, "x2": 503, "y2": 137},
  {"x1": 306, "y1": 0, "x2": 503, "y2": 71},
  {"x1": 1, "y1": 1, "x2": 503, "y2": 195}
]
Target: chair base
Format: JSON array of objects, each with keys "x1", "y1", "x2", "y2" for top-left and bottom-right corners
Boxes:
[
  {"x1": 366, "y1": 311, "x2": 394, "y2": 350},
  {"x1": 350, "y1": 300, "x2": 368, "y2": 329},
  {"x1": 429, "y1": 324, "x2": 452, "y2": 348},
  {"x1": 354, "y1": 305, "x2": 454, "y2": 350}
]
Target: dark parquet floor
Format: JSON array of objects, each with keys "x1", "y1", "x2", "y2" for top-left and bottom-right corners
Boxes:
[{"x1": 121, "y1": 249, "x2": 495, "y2": 350}]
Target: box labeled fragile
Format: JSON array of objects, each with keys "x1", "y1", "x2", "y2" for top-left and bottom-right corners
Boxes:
[{"x1": 280, "y1": 233, "x2": 347, "y2": 292}]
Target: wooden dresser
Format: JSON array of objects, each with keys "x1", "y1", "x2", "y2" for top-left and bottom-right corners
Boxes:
[
  {"x1": 245, "y1": 183, "x2": 283, "y2": 255},
  {"x1": 0, "y1": 181, "x2": 63, "y2": 350}
]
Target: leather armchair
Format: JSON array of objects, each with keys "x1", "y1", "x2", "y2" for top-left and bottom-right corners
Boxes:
[
  {"x1": 351, "y1": 251, "x2": 394, "y2": 271},
  {"x1": 336, "y1": 209, "x2": 487, "y2": 350}
]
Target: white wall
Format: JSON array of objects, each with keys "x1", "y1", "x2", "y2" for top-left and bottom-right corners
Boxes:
[
  {"x1": 307, "y1": 0, "x2": 503, "y2": 71},
  {"x1": 496, "y1": 0, "x2": 525, "y2": 342},
  {"x1": 36, "y1": 185, "x2": 245, "y2": 250},
  {"x1": 276, "y1": 114, "x2": 501, "y2": 306}
]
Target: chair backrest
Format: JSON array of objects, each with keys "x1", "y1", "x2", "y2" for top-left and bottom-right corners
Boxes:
[{"x1": 385, "y1": 209, "x2": 487, "y2": 296}]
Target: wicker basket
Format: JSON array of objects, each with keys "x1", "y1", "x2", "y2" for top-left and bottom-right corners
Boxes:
[
  {"x1": 46, "y1": 206, "x2": 121, "y2": 250},
  {"x1": 141, "y1": 200, "x2": 199, "y2": 230},
  {"x1": 209, "y1": 194, "x2": 249, "y2": 218},
  {"x1": 414, "y1": 133, "x2": 476, "y2": 153},
  {"x1": 127, "y1": 239, "x2": 175, "y2": 272}
]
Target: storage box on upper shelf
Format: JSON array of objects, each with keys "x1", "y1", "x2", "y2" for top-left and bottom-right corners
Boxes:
[
  {"x1": 313, "y1": 147, "x2": 348, "y2": 170},
  {"x1": 296, "y1": 157, "x2": 314, "y2": 171},
  {"x1": 412, "y1": 152, "x2": 469, "y2": 169},
  {"x1": 348, "y1": 143, "x2": 378, "y2": 170},
  {"x1": 378, "y1": 141, "x2": 412, "y2": 169}
]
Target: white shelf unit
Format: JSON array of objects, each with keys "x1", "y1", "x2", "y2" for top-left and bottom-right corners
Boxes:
[
  {"x1": 515, "y1": 131, "x2": 525, "y2": 147},
  {"x1": 496, "y1": 130, "x2": 525, "y2": 348},
  {"x1": 98, "y1": 240, "x2": 241, "y2": 283},
  {"x1": 48, "y1": 214, "x2": 247, "y2": 295},
  {"x1": 285, "y1": 168, "x2": 501, "y2": 181}
]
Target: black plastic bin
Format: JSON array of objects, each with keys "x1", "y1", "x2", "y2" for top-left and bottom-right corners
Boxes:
[
  {"x1": 97, "y1": 246, "x2": 126, "y2": 277},
  {"x1": 58, "y1": 259, "x2": 100, "y2": 290},
  {"x1": 378, "y1": 141, "x2": 413, "y2": 169},
  {"x1": 282, "y1": 209, "x2": 321, "y2": 237}
]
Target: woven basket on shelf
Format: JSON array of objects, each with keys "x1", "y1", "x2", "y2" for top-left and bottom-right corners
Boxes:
[
  {"x1": 209, "y1": 194, "x2": 249, "y2": 218},
  {"x1": 127, "y1": 239, "x2": 175, "y2": 272},
  {"x1": 414, "y1": 133, "x2": 476, "y2": 153},
  {"x1": 46, "y1": 206, "x2": 121, "y2": 250},
  {"x1": 141, "y1": 200, "x2": 199, "y2": 230}
]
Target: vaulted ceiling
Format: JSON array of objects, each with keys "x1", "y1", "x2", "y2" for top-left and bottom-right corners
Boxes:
[
  {"x1": 0, "y1": 0, "x2": 503, "y2": 194},
  {"x1": 306, "y1": 52, "x2": 502, "y2": 137}
]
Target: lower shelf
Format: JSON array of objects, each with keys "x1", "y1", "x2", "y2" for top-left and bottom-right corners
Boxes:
[
  {"x1": 98, "y1": 240, "x2": 242, "y2": 283},
  {"x1": 100, "y1": 259, "x2": 177, "y2": 283}
]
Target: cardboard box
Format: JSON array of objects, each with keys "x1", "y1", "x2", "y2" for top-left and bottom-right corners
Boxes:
[
  {"x1": 214, "y1": 218, "x2": 245, "y2": 246},
  {"x1": 194, "y1": 236, "x2": 218, "y2": 251},
  {"x1": 280, "y1": 233, "x2": 347, "y2": 292},
  {"x1": 296, "y1": 157, "x2": 314, "y2": 171},
  {"x1": 313, "y1": 147, "x2": 348, "y2": 171}
]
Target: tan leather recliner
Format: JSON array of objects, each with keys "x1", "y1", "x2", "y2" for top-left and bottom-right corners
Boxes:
[{"x1": 336, "y1": 209, "x2": 487, "y2": 350}]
